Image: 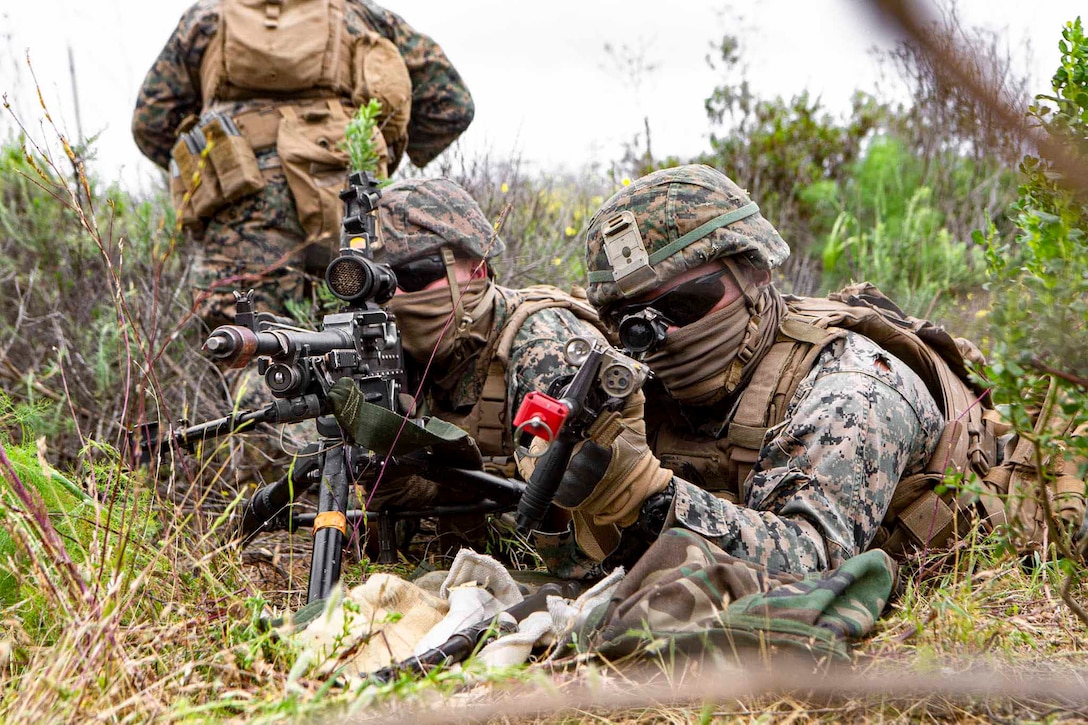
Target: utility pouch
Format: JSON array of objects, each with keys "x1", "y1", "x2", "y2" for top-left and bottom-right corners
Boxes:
[
  {"x1": 277, "y1": 100, "x2": 386, "y2": 241},
  {"x1": 169, "y1": 131, "x2": 224, "y2": 228},
  {"x1": 350, "y1": 30, "x2": 411, "y2": 170},
  {"x1": 199, "y1": 113, "x2": 265, "y2": 203},
  {"x1": 168, "y1": 159, "x2": 201, "y2": 231}
]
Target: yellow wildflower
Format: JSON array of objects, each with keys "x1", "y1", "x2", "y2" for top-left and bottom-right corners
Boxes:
[
  {"x1": 500, "y1": 182, "x2": 509, "y2": 194},
  {"x1": 565, "y1": 226, "x2": 577, "y2": 237}
]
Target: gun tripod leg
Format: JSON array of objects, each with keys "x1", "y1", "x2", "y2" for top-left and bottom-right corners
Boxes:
[{"x1": 307, "y1": 445, "x2": 350, "y2": 603}]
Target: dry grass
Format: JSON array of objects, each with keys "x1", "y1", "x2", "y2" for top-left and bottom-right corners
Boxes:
[{"x1": 1, "y1": 64, "x2": 1086, "y2": 724}]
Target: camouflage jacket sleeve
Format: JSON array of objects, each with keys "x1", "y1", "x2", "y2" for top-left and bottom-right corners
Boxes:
[
  {"x1": 355, "y1": 1, "x2": 474, "y2": 167},
  {"x1": 131, "y1": 1, "x2": 217, "y2": 169},
  {"x1": 506, "y1": 307, "x2": 609, "y2": 416},
  {"x1": 668, "y1": 332, "x2": 945, "y2": 573}
]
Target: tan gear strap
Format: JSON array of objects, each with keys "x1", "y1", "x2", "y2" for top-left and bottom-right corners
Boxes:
[
  {"x1": 312, "y1": 510, "x2": 347, "y2": 535},
  {"x1": 725, "y1": 316, "x2": 841, "y2": 480},
  {"x1": 442, "y1": 248, "x2": 469, "y2": 334},
  {"x1": 586, "y1": 410, "x2": 626, "y2": 448}
]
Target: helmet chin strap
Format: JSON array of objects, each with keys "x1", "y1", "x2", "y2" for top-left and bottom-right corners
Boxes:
[{"x1": 441, "y1": 247, "x2": 471, "y2": 336}]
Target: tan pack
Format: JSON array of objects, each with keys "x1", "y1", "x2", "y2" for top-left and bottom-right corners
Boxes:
[
  {"x1": 168, "y1": 113, "x2": 266, "y2": 229},
  {"x1": 277, "y1": 100, "x2": 389, "y2": 241},
  {"x1": 721, "y1": 282, "x2": 1088, "y2": 558},
  {"x1": 169, "y1": 130, "x2": 223, "y2": 231},
  {"x1": 979, "y1": 380, "x2": 1087, "y2": 554},
  {"x1": 200, "y1": 113, "x2": 264, "y2": 202},
  {"x1": 721, "y1": 283, "x2": 1001, "y2": 558},
  {"x1": 217, "y1": 0, "x2": 349, "y2": 95},
  {"x1": 199, "y1": 0, "x2": 412, "y2": 173}
]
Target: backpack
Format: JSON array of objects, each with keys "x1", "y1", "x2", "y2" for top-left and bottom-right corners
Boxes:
[
  {"x1": 180, "y1": 0, "x2": 412, "y2": 237},
  {"x1": 729, "y1": 282, "x2": 1083, "y2": 558}
]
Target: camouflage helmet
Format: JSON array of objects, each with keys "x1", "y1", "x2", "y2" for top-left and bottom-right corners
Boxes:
[
  {"x1": 375, "y1": 178, "x2": 505, "y2": 267},
  {"x1": 584, "y1": 164, "x2": 789, "y2": 311}
]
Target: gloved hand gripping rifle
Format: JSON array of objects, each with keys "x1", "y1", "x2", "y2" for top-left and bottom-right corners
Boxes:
[{"x1": 512, "y1": 336, "x2": 650, "y2": 535}]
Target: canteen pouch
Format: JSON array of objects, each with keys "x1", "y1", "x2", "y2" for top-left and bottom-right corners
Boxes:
[
  {"x1": 277, "y1": 100, "x2": 387, "y2": 241},
  {"x1": 350, "y1": 30, "x2": 411, "y2": 171},
  {"x1": 199, "y1": 113, "x2": 265, "y2": 203}
]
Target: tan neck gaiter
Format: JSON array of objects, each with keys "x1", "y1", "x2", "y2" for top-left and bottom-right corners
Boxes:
[
  {"x1": 386, "y1": 279, "x2": 497, "y2": 368},
  {"x1": 644, "y1": 285, "x2": 784, "y2": 406}
]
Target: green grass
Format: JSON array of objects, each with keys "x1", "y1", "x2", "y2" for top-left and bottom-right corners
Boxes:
[{"x1": 0, "y1": 68, "x2": 1086, "y2": 723}]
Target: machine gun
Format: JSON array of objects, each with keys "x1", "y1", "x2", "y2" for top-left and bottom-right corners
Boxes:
[{"x1": 132, "y1": 171, "x2": 524, "y2": 603}]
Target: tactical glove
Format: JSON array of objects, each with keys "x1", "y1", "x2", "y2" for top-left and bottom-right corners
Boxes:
[{"x1": 518, "y1": 390, "x2": 673, "y2": 560}]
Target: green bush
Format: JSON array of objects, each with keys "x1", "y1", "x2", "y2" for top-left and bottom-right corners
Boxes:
[
  {"x1": 983, "y1": 17, "x2": 1088, "y2": 559},
  {"x1": 818, "y1": 135, "x2": 987, "y2": 320}
]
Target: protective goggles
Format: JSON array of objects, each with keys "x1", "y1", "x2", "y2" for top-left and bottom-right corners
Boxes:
[
  {"x1": 605, "y1": 266, "x2": 733, "y2": 329},
  {"x1": 391, "y1": 254, "x2": 447, "y2": 292}
]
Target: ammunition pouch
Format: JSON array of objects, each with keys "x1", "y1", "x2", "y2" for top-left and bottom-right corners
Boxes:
[{"x1": 169, "y1": 112, "x2": 265, "y2": 231}]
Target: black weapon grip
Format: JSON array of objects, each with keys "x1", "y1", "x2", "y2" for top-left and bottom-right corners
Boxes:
[{"x1": 515, "y1": 428, "x2": 580, "y2": 535}]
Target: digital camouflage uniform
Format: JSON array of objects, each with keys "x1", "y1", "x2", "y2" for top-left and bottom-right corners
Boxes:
[
  {"x1": 374, "y1": 179, "x2": 610, "y2": 568},
  {"x1": 581, "y1": 165, "x2": 945, "y2": 575},
  {"x1": 133, "y1": 0, "x2": 474, "y2": 327}
]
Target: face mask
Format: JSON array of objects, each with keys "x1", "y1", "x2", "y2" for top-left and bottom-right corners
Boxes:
[
  {"x1": 387, "y1": 278, "x2": 496, "y2": 365},
  {"x1": 642, "y1": 293, "x2": 753, "y2": 406},
  {"x1": 644, "y1": 284, "x2": 783, "y2": 406}
]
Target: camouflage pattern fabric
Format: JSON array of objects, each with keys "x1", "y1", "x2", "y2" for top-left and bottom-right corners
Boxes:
[
  {"x1": 132, "y1": 0, "x2": 474, "y2": 170},
  {"x1": 376, "y1": 178, "x2": 506, "y2": 266},
  {"x1": 655, "y1": 331, "x2": 944, "y2": 574},
  {"x1": 133, "y1": 1, "x2": 474, "y2": 324},
  {"x1": 583, "y1": 164, "x2": 790, "y2": 313},
  {"x1": 193, "y1": 153, "x2": 316, "y2": 328},
  {"x1": 586, "y1": 527, "x2": 897, "y2": 663}
]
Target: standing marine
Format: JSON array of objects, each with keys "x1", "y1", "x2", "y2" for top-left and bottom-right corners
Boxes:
[{"x1": 133, "y1": 0, "x2": 475, "y2": 327}]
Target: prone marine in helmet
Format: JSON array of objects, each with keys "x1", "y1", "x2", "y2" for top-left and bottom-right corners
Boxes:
[
  {"x1": 533, "y1": 164, "x2": 947, "y2": 575},
  {"x1": 372, "y1": 178, "x2": 615, "y2": 571}
]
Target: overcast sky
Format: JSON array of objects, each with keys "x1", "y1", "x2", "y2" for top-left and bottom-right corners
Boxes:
[{"x1": 1, "y1": 1, "x2": 1083, "y2": 192}]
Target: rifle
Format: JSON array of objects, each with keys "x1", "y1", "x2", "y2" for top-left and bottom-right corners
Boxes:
[
  {"x1": 512, "y1": 336, "x2": 650, "y2": 535},
  {"x1": 131, "y1": 171, "x2": 524, "y2": 603}
]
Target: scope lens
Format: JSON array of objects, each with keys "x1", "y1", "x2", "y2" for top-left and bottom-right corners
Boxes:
[
  {"x1": 325, "y1": 251, "x2": 398, "y2": 304},
  {"x1": 326, "y1": 256, "x2": 374, "y2": 302}
]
